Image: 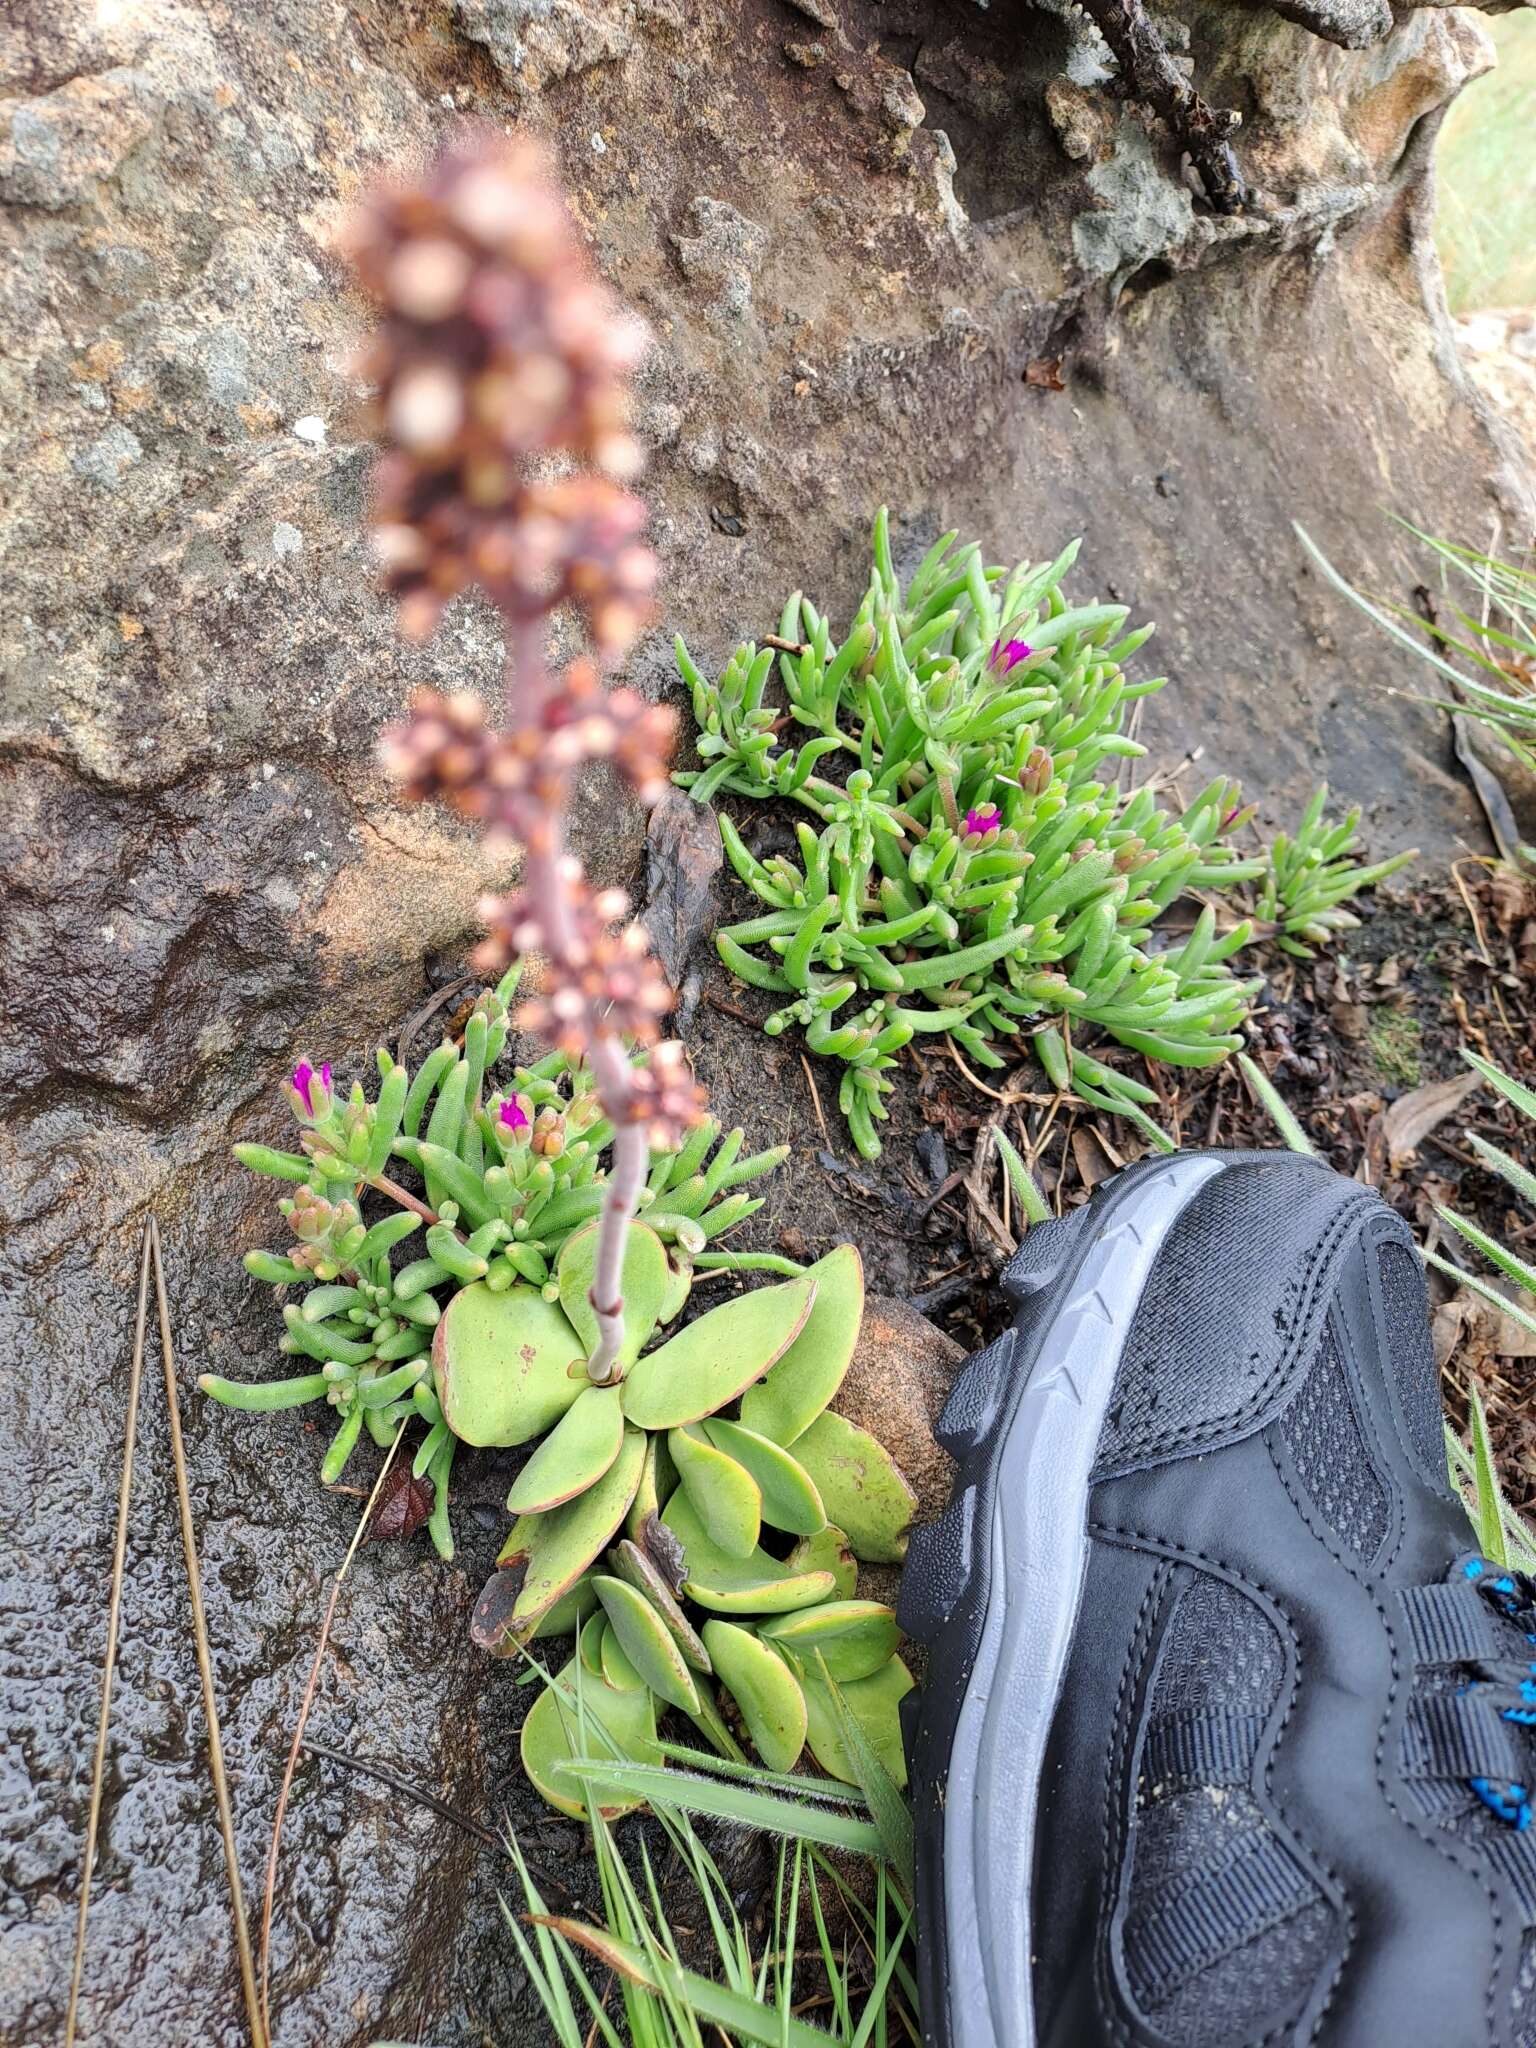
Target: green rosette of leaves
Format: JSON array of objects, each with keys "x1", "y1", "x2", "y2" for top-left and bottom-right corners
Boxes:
[
  {"x1": 201, "y1": 968, "x2": 789, "y2": 1561},
  {"x1": 465, "y1": 1241, "x2": 918, "y2": 1816}
]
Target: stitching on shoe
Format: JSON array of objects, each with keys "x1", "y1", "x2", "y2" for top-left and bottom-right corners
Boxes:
[
  {"x1": 1097, "y1": 1186, "x2": 1378, "y2": 1478},
  {"x1": 1095, "y1": 1555, "x2": 1174, "y2": 2048},
  {"x1": 1091, "y1": 1523, "x2": 1354, "y2": 2046}
]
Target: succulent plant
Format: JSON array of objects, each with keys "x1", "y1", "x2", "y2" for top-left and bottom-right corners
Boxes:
[
  {"x1": 675, "y1": 510, "x2": 1271, "y2": 1155},
  {"x1": 496, "y1": 1242, "x2": 920, "y2": 1814},
  {"x1": 207, "y1": 978, "x2": 915, "y2": 1809},
  {"x1": 1253, "y1": 783, "x2": 1416, "y2": 957},
  {"x1": 202, "y1": 969, "x2": 789, "y2": 1561}
]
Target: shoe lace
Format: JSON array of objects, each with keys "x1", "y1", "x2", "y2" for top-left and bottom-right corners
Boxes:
[{"x1": 1428, "y1": 1557, "x2": 1536, "y2": 1831}]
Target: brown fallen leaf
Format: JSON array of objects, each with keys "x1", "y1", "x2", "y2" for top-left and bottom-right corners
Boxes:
[
  {"x1": 1024, "y1": 355, "x2": 1065, "y2": 391},
  {"x1": 366, "y1": 1462, "x2": 434, "y2": 1543},
  {"x1": 1382, "y1": 1070, "x2": 1482, "y2": 1171}
]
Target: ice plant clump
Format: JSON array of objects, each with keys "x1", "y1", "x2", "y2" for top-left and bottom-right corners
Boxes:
[{"x1": 349, "y1": 132, "x2": 701, "y2": 1385}]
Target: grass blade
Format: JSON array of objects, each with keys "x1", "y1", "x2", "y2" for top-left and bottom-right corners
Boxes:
[{"x1": 553, "y1": 1760, "x2": 886, "y2": 1855}]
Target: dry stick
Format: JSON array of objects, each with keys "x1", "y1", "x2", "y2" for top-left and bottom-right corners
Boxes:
[
  {"x1": 258, "y1": 1415, "x2": 408, "y2": 2037},
  {"x1": 64, "y1": 1221, "x2": 153, "y2": 2048},
  {"x1": 148, "y1": 1219, "x2": 269, "y2": 2048}
]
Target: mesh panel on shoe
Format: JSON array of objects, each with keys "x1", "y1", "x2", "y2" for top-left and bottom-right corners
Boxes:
[
  {"x1": 1279, "y1": 1322, "x2": 1390, "y2": 1561},
  {"x1": 1378, "y1": 1236, "x2": 1452, "y2": 1491},
  {"x1": 1094, "y1": 1158, "x2": 1372, "y2": 1477},
  {"x1": 1118, "y1": 1570, "x2": 1336, "y2": 2045}
]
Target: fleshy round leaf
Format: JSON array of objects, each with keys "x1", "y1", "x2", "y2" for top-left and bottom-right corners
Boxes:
[
  {"x1": 702, "y1": 1619, "x2": 808, "y2": 1773},
  {"x1": 621, "y1": 1272, "x2": 819, "y2": 1430},
  {"x1": 594, "y1": 1574, "x2": 701, "y2": 1715},
  {"x1": 578, "y1": 1608, "x2": 608, "y2": 1677},
  {"x1": 506, "y1": 1384, "x2": 625, "y2": 1515},
  {"x1": 793, "y1": 1652, "x2": 913, "y2": 1790},
  {"x1": 669, "y1": 1424, "x2": 762, "y2": 1559},
  {"x1": 599, "y1": 1617, "x2": 646, "y2": 1692},
  {"x1": 507, "y1": 1428, "x2": 648, "y2": 1632},
  {"x1": 662, "y1": 1487, "x2": 838, "y2": 1614},
  {"x1": 703, "y1": 1418, "x2": 826, "y2": 1536},
  {"x1": 520, "y1": 1654, "x2": 660, "y2": 1820},
  {"x1": 759, "y1": 1600, "x2": 900, "y2": 1681},
  {"x1": 626, "y1": 1430, "x2": 678, "y2": 1543},
  {"x1": 433, "y1": 1282, "x2": 583, "y2": 1447},
  {"x1": 739, "y1": 1246, "x2": 864, "y2": 1446},
  {"x1": 787, "y1": 1409, "x2": 916, "y2": 1563},
  {"x1": 529, "y1": 1574, "x2": 600, "y2": 1643},
  {"x1": 786, "y1": 1522, "x2": 858, "y2": 1599},
  {"x1": 608, "y1": 1537, "x2": 712, "y2": 1673},
  {"x1": 558, "y1": 1220, "x2": 671, "y2": 1367}
]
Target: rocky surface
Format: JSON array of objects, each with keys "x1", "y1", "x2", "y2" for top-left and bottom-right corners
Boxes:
[{"x1": 4, "y1": 0, "x2": 1534, "y2": 2041}]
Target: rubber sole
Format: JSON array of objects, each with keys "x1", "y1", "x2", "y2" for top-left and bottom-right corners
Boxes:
[{"x1": 898, "y1": 1152, "x2": 1228, "y2": 2048}]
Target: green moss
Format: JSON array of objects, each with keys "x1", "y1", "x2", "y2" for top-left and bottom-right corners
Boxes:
[{"x1": 1369, "y1": 1006, "x2": 1422, "y2": 1088}]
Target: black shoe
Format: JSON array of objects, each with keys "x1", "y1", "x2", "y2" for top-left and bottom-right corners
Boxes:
[{"x1": 901, "y1": 1149, "x2": 1536, "y2": 2048}]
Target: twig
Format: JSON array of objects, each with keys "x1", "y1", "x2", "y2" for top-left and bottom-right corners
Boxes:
[
  {"x1": 299, "y1": 1739, "x2": 501, "y2": 1850},
  {"x1": 149, "y1": 1219, "x2": 269, "y2": 2048},
  {"x1": 942, "y1": 1037, "x2": 1029, "y2": 1106},
  {"x1": 64, "y1": 1222, "x2": 153, "y2": 2048},
  {"x1": 1077, "y1": 0, "x2": 1246, "y2": 212},
  {"x1": 259, "y1": 1416, "x2": 408, "y2": 2034},
  {"x1": 800, "y1": 1052, "x2": 830, "y2": 1146}
]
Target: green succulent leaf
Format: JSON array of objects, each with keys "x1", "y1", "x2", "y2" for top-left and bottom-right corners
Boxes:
[
  {"x1": 668, "y1": 1423, "x2": 763, "y2": 1558},
  {"x1": 786, "y1": 1521, "x2": 859, "y2": 1598},
  {"x1": 737, "y1": 1244, "x2": 864, "y2": 1447},
  {"x1": 625, "y1": 1429, "x2": 678, "y2": 1543},
  {"x1": 788, "y1": 1409, "x2": 917, "y2": 1564},
  {"x1": 702, "y1": 1418, "x2": 826, "y2": 1535},
  {"x1": 593, "y1": 1574, "x2": 701, "y2": 1715},
  {"x1": 792, "y1": 1651, "x2": 914, "y2": 1790},
  {"x1": 598, "y1": 1616, "x2": 646, "y2": 1692},
  {"x1": 505, "y1": 1428, "x2": 648, "y2": 1633},
  {"x1": 528, "y1": 1574, "x2": 601, "y2": 1642},
  {"x1": 608, "y1": 1537, "x2": 712, "y2": 1673},
  {"x1": 661, "y1": 1486, "x2": 838, "y2": 1614},
  {"x1": 701, "y1": 1618, "x2": 808, "y2": 1773},
  {"x1": 519, "y1": 1654, "x2": 661, "y2": 1820},
  {"x1": 620, "y1": 1271, "x2": 819, "y2": 1430},
  {"x1": 505, "y1": 1384, "x2": 625, "y2": 1515},
  {"x1": 557, "y1": 1219, "x2": 671, "y2": 1367},
  {"x1": 759, "y1": 1599, "x2": 900, "y2": 1681},
  {"x1": 432, "y1": 1282, "x2": 584, "y2": 1447}
]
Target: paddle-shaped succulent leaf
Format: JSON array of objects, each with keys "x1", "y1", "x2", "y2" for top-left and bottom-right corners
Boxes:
[
  {"x1": 793, "y1": 1652, "x2": 914, "y2": 1789},
  {"x1": 599, "y1": 1618, "x2": 645, "y2": 1692},
  {"x1": 620, "y1": 1272, "x2": 819, "y2": 1430},
  {"x1": 594, "y1": 1574, "x2": 701, "y2": 1715},
  {"x1": 702, "y1": 1619, "x2": 808, "y2": 1773},
  {"x1": 786, "y1": 1522, "x2": 858, "y2": 1598},
  {"x1": 625, "y1": 1431, "x2": 678, "y2": 1542},
  {"x1": 520, "y1": 1653, "x2": 661, "y2": 1819},
  {"x1": 662, "y1": 1487, "x2": 837, "y2": 1613},
  {"x1": 529, "y1": 1574, "x2": 600, "y2": 1642},
  {"x1": 738, "y1": 1246, "x2": 864, "y2": 1446},
  {"x1": 788, "y1": 1409, "x2": 916, "y2": 1563},
  {"x1": 668, "y1": 1423, "x2": 762, "y2": 1559},
  {"x1": 506, "y1": 1384, "x2": 624, "y2": 1514},
  {"x1": 505, "y1": 1427, "x2": 648, "y2": 1631},
  {"x1": 433, "y1": 1283, "x2": 583, "y2": 1446},
  {"x1": 608, "y1": 1537, "x2": 712, "y2": 1672},
  {"x1": 703, "y1": 1418, "x2": 826, "y2": 1535},
  {"x1": 558, "y1": 1220, "x2": 671, "y2": 1368},
  {"x1": 759, "y1": 1599, "x2": 899, "y2": 1681},
  {"x1": 659, "y1": 1251, "x2": 692, "y2": 1324}
]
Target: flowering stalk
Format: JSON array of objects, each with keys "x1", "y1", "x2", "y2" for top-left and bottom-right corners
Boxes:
[{"x1": 348, "y1": 132, "x2": 704, "y2": 1386}]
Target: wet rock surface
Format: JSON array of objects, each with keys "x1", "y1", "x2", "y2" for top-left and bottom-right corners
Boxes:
[{"x1": 3, "y1": 0, "x2": 1534, "y2": 2041}]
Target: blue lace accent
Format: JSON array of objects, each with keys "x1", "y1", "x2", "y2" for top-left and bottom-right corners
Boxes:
[
  {"x1": 1464, "y1": 1558, "x2": 1536, "y2": 1827},
  {"x1": 1472, "y1": 1777, "x2": 1532, "y2": 1829}
]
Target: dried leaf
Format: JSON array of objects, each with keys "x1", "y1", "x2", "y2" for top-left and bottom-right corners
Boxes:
[
  {"x1": 1024, "y1": 356, "x2": 1065, "y2": 391},
  {"x1": 367, "y1": 1463, "x2": 434, "y2": 1543},
  {"x1": 1383, "y1": 1071, "x2": 1482, "y2": 1171},
  {"x1": 638, "y1": 1509, "x2": 688, "y2": 1596}
]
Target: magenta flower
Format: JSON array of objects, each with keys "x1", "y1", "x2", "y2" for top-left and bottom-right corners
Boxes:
[
  {"x1": 498, "y1": 1095, "x2": 531, "y2": 1133},
  {"x1": 962, "y1": 805, "x2": 1001, "y2": 838},
  {"x1": 989, "y1": 637, "x2": 1033, "y2": 674},
  {"x1": 291, "y1": 1060, "x2": 332, "y2": 1116}
]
